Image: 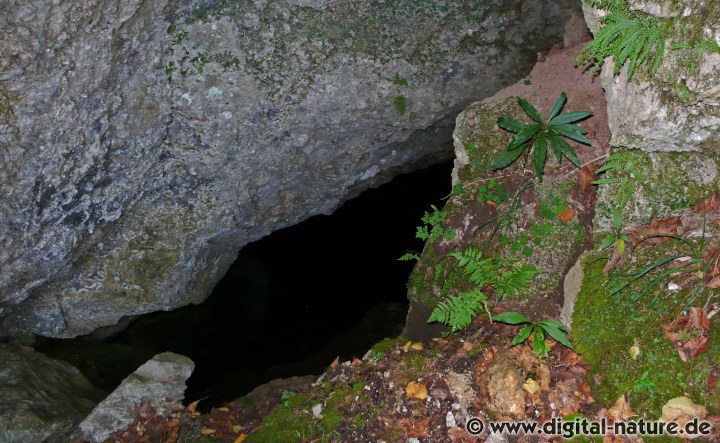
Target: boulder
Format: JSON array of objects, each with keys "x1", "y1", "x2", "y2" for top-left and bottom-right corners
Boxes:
[
  {"x1": 0, "y1": 0, "x2": 583, "y2": 338},
  {"x1": 403, "y1": 44, "x2": 609, "y2": 339},
  {"x1": 0, "y1": 344, "x2": 104, "y2": 442},
  {"x1": 76, "y1": 352, "x2": 194, "y2": 443},
  {"x1": 584, "y1": 1, "x2": 720, "y2": 153},
  {"x1": 580, "y1": 1, "x2": 720, "y2": 230},
  {"x1": 478, "y1": 346, "x2": 550, "y2": 420}
]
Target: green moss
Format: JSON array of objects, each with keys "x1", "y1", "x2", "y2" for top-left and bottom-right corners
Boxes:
[
  {"x1": 245, "y1": 393, "x2": 316, "y2": 442},
  {"x1": 247, "y1": 381, "x2": 369, "y2": 442},
  {"x1": 674, "y1": 80, "x2": 693, "y2": 102},
  {"x1": 370, "y1": 336, "x2": 407, "y2": 355},
  {"x1": 572, "y1": 251, "x2": 719, "y2": 417},
  {"x1": 455, "y1": 98, "x2": 520, "y2": 182},
  {"x1": 400, "y1": 353, "x2": 427, "y2": 381}
]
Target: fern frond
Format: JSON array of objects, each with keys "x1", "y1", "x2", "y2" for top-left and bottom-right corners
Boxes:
[
  {"x1": 428, "y1": 289, "x2": 487, "y2": 332},
  {"x1": 495, "y1": 263, "x2": 542, "y2": 299},
  {"x1": 450, "y1": 247, "x2": 498, "y2": 287},
  {"x1": 577, "y1": 10, "x2": 666, "y2": 80}
]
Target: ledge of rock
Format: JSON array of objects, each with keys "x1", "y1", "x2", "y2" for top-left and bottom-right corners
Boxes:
[
  {"x1": 0, "y1": 344, "x2": 104, "y2": 442},
  {"x1": 76, "y1": 352, "x2": 194, "y2": 443},
  {"x1": 0, "y1": 0, "x2": 582, "y2": 338}
]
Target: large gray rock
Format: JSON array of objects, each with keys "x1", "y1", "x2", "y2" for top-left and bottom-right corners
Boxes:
[
  {"x1": 0, "y1": 0, "x2": 582, "y2": 338},
  {"x1": 0, "y1": 344, "x2": 104, "y2": 443},
  {"x1": 76, "y1": 352, "x2": 194, "y2": 443},
  {"x1": 584, "y1": 0, "x2": 720, "y2": 153}
]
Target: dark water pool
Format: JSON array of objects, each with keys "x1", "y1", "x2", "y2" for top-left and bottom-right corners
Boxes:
[{"x1": 37, "y1": 162, "x2": 453, "y2": 409}]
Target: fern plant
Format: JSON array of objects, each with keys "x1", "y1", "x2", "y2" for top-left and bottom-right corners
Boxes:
[
  {"x1": 491, "y1": 93, "x2": 592, "y2": 181},
  {"x1": 493, "y1": 311, "x2": 574, "y2": 358},
  {"x1": 577, "y1": 7, "x2": 666, "y2": 80},
  {"x1": 416, "y1": 205, "x2": 455, "y2": 244},
  {"x1": 449, "y1": 247, "x2": 542, "y2": 300},
  {"x1": 427, "y1": 247, "x2": 541, "y2": 332},
  {"x1": 427, "y1": 289, "x2": 488, "y2": 333}
]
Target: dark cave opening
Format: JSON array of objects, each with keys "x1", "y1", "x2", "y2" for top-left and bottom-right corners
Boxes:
[{"x1": 37, "y1": 161, "x2": 453, "y2": 409}]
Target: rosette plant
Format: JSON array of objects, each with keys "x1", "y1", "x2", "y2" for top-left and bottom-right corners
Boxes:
[{"x1": 491, "y1": 93, "x2": 592, "y2": 181}]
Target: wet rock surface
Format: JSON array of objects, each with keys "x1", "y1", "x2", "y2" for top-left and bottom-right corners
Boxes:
[{"x1": 0, "y1": 344, "x2": 104, "y2": 443}]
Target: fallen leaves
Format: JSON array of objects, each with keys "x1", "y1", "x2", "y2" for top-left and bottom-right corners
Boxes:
[
  {"x1": 399, "y1": 417, "x2": 430, "y2": 438},
  {"x1": 402, "y1": 341, "x2": 424, "y2": 352},
  {"x1": 629, "y1": 341, "x2": 640, "y2": 359},
  {"x1": 663, "y1": 307, "x2": 711, "y2": 361},
  {"x1": 405, "y1": 381, "x2": 428, "y2": 400},
  {"x1": 660, "y1": 396, "x2": 708, "y2": 424},
  {"x1": 558, "y1": 207, "x2": 577, "y2": 223},
  {"x1": 523, "y1": 378, "x2": 540, "y2": 394},
  {"x1": 201, "y1": 428, "x2": 216, "y2": 436},
  {"x1": 607, "y1": 395, "x2": 634, "y2": 422},
  {"x1": 694, "y1": 192, "x2": 720, "y2": 213},
  {"x1": 578, "y1": 166, "x2": 596, "y2": 192},
  {"x1": 330, "y1": 356, "x2": 340, "y2": 371}
]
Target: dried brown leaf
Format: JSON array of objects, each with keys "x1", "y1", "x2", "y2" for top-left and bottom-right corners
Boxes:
[
  {"x1": 607, "y1": 395, "x2": 634, "y2": 422},
  {"x1": 578, "y1": 166, "x2": 595, "y2": 192},
  {"x1": 558, "y1": 207, "x2": 577, "y2": 223},
  {"x1": 406, "y1": 381, "x2": 428, "y2": 400}
]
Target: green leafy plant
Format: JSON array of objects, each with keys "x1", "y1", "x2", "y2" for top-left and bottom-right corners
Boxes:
[
  {"x1": 593, "y1": 152, "x2": 641, "y2": 254},
  {"x1": 427, "y1": 248, "x2": 541, "y2": 332},
  {"x1": 281, "y1": 390, "x2": 296, "y2": 406},
  {"x1": 476, "y1": 179, "x2": 508, "y2": 205},
  {"x1": 577, "y1": 6, "x2": 665, "y2": 80},
  {"x1": 449, "y1": 247, "x2": 541, "y2": 300},
  {"x1": 392, "y1": 73, "x2": 409, "y2": 86},
  {"x1": 416, "y1": 205, "x2": 455, "y2": 244},
  {"x1": 632, "y1": 371, "x2": 657, "y2": 394},
  {"x1": 398, "y1": 252, "x2": 420, "y2": 262},
  {"x1": 452, "y1": 183, "x2": 464, "y2": 197},
  {"x1": 370, "y1": 350, "x2": 386, "y2": 360},
  {"x1": 493, "y1": 312, "x2": 574, "y2": 358},
  {"x1": 427, "y1": 288, "x2": 488, "y2": 333},
  {"x1": 607, "y1": 219, "x2": 716, "y2": 310},
  {"x1": 491, "y1": 93, "x2": 592, "y2": 180}
]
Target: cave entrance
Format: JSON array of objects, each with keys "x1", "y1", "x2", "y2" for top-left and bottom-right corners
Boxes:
[{"x1": 37, "y1": 162, "x2": 453, "y2": 409}]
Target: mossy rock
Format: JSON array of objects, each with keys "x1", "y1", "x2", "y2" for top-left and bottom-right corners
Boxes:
[
  {"x1": 244, "y1": 381, "x2": 368, "y2": 442},
  {"x1": 408, "y1": 93, "x2": 593, "y2": 325},
  {"x1": 593, "y1": 147, "x2": 720, "y2": 233},
  {"x1": 572, "y1": 248, "x2": 720, "y2": 418}
]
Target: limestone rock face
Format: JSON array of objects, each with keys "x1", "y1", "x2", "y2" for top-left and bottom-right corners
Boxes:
[
  {"x1": 76, "y1": 352, "x2": 194, "y2": 443},
  {"x1": 0, "y1": 344, "x2": 104, "y2": 442},
  {"x1": 582, "y1": 1, "x2": 720, "y2": 229},
  {"x1": 0, "y1": 0, "x2": 581, "y2": 338},
  {"x1": 584, "y1": 1, "x2": 720, "y2": 153}
]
